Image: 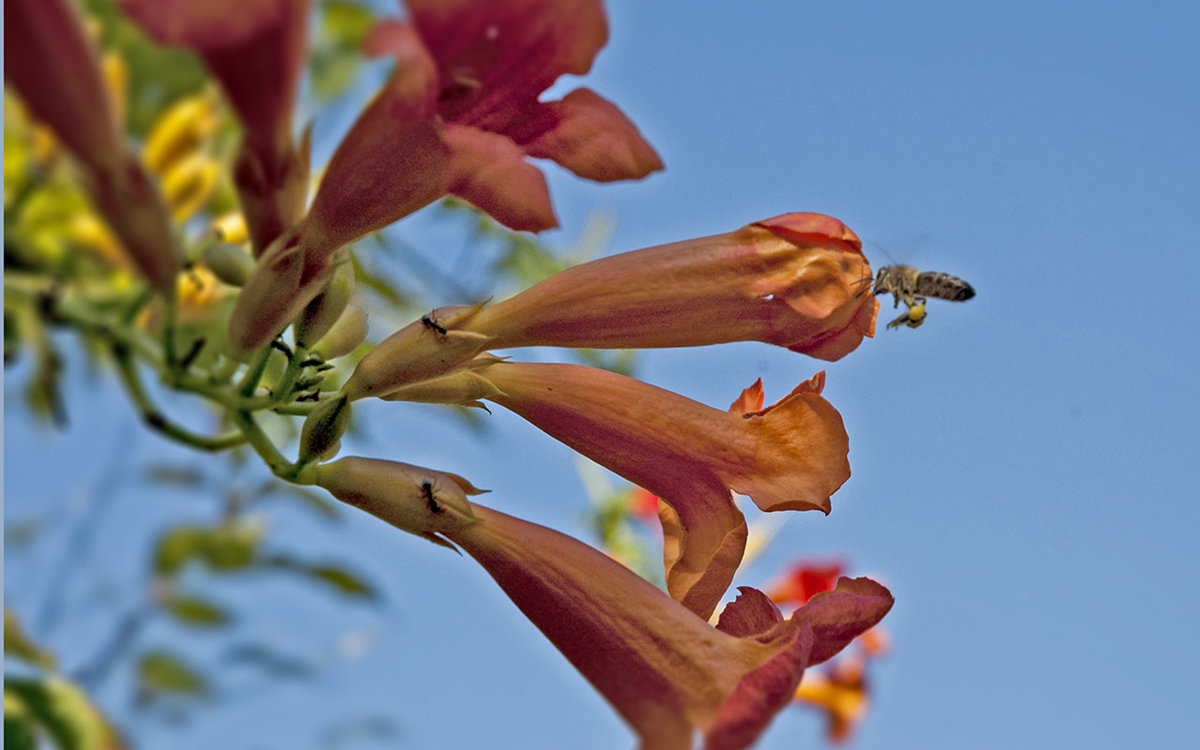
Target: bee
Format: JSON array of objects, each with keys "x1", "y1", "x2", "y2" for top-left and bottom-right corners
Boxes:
[{"x1": 872, "y1": 265, "x2": 974, "y2": 329}]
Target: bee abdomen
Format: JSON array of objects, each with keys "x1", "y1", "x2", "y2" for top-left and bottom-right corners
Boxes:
[{"x1": 915, "y1": 271, "x2": 975, "y2": 302}]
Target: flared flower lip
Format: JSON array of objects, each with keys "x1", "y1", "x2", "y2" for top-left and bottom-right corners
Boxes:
[{"x1": 446, "y1": 502, "x2": 894, "y2": 750}]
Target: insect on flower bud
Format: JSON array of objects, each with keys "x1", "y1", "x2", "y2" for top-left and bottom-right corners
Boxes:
[
  {"x1": 202, "y1": 242, "x2": 256, "y2": 287},
  {"x1": 298, "y1": 394, "x2": 351, "y2": 463},
  {"x1": 314, "y1": 458, "x2": 485, "y2": 550},
  {"x1": 295, "y1": 260, "x2": 354, "y2": 349}
]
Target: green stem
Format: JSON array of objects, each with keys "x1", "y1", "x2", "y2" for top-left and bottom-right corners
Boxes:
[
  {"x1": 111, "y1": 344, "x2": 246, "y2": 451},
  {"x1": 237, "y1": 345, "x2": 273, "y2": 397},
  {"x1": 228, "y1": 410, "x2": 307, "y2": 481}
]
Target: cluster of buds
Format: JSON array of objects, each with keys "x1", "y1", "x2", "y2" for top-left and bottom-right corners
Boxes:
[{"x1": 5, "y1": 0, "x2": 894, "y2": 747}]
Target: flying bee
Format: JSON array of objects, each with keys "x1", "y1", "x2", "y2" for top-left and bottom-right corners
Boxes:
[{"x1": 872, "y1": 265, "x2": 975, "y2": 329}]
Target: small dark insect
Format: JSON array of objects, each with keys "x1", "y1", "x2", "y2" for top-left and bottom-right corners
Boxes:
[
  {"x1": 421, "y1": 480, "x2": 442, "y2": 513},
  {"x1": 421, "y1": 313, "x2": 447, "y2": 335}
]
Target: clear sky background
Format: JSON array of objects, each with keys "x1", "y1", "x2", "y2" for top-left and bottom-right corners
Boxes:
[{"x1": 6, "y1": 1, "x2": 1200, "y2": 749}]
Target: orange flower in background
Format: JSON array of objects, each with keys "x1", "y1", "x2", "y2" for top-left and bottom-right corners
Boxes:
[
  {"x1": 626, "y1": 486, "x2": 662, "y2": 522},
  {"x1": 794, "y1": 655, "x2": 870, "y2": 745},
  {"x1": 342, "y1": 213, "x2": 877, "y2": 400},
  {"x1": 122, "y1": 0, "x2": 314, "y2": 254},
  {"x1": 5, "y1": 0, "x2": 180, "y2": 291},
  {"x1": 378, "y1": 362, "x2": 851, "y2": 620},
  {"x1": 315, "y1": 455, "x2": 893, "y2": 750}
]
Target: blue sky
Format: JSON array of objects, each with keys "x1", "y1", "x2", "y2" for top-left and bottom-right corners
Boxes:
[{"x1": 6, "y1": 1, "x2": 1200, "y2": 748}]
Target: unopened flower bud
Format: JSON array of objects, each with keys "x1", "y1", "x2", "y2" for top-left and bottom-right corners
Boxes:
[
  {"x1": 296, "y1": 261, "x2": 354, "y2": 349},
  {"x1": 379, "y1": 356, "x2": 507, "y2": 409},
  {"x1": 210, "y1": 212, "x2": 249, "y2": 245},
  {"x1": 143, "y1": 92, "x2": 219, "y2": 175},
  {"x1": 314, "y1": 457, "x2": 484, "y2": 550},
  {"x1": 341, "y1": 304, "x2": 490, "y2": 400},
  {"x1": 298, "y1": 395, "x2": 351, "y2": 463},
  {"x1": 311, "y1": 305, "x2": 368, "y2": 360},
  {"x1": 162, "y1": 152, "x2": 220, "y2": 221},
  {"x1": 202, "y1": 242, "x2": 255, "y2": 287}
]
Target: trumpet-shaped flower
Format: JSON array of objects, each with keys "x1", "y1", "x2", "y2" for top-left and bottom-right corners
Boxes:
[
  {"x1": 123, "y1": 0, "x2": 314, "y2": 253},
  {"x1": 372, "y1": 0, "x2": 664, "y2": 232},
  {"x1": 313, "y1": 455, "x2": 891, "y2": 750},
  {"x1": 6, "y1": 0, "x2": 180, "y2": 290},
  {"x1": 380, "y1": 361, "x2": 851, "y2": 620},
  {"x1": 342, "y1": 213, "x2": 877, "y2": 400},
  {"x1": 224, "y1": 0, "x2": 663, "y2": 355}
]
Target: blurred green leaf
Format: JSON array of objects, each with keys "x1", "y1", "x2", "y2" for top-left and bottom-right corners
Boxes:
[
  {"x1": 4, "y1": 516, "x2": 42, "y2": 551},
  {"x1": 152, "y1": 522, "x2": 262, "y2": 576},
  {"x1": 135, "y1": 650, "x2": 211, "y2": 704},
  {"x1": 223, "y1": 642, "x2": 314, "y2": 680},
  {"x1": 256, "y1": 482, "x2": 342, "y2": 521},
  {"x1": 202, "y1": 522, "x2": 262, "y2": 571},
  {"x1": 163, "y1": 594, "x2": 232, "y2": 629},
  {"x1": 142, "y1": 464, "x2": 208, "y2": 488},
  {"x1": 5, "y1": 675, "x2": 126, "y2": 750},
  {"x1": 5, "y1": 609, "x2": 57, "y2": 669},
  {"x1": 310, "y1": 1, "x2": 375, "y2": 100},
  {"x1": 152, "y1": 526, "x2": 210, "y2": 576},
  {"x1": 261, "y1": 555, "x2": 378, "y2": 601},
  {"x1": 352, "y1": 253, "x2": 413, "y2": 310}
]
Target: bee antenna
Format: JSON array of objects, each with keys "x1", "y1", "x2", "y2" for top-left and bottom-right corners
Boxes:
[{"x1": 865, "y1": 240, "x2": 900, "y2": 267}]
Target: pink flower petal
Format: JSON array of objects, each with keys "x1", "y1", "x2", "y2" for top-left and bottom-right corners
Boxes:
[
  {"x1": 517, "y1": 88, "x2": 664, "y2": 181},
  {"x1": 443, "y1": 123, "x2": 558, "y2": 232},
  {"x1": 406, "y1": 0, "x2": 607, "y2": 129}
]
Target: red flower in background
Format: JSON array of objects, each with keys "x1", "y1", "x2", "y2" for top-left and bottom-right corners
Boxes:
[{"x1": 769, "y1": 561, "x2": 847, "y2": 607}]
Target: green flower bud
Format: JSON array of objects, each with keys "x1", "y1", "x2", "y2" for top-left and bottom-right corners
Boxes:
[
  {"x1": 298, "y1": 394, "x2": 351, "y2": 464},
  {"x1": 202, "y1": 242, "x2": 255, "y2": 287},
  {"x1": 296, "y1": 261, "x2": 354, "y2": 349},
  {"x1": 311, "y1": 305, "x2": 368, "y2": 360}
]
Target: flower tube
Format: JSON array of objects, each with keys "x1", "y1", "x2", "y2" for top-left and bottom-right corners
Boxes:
[
  {"x1": 342, "y1": 213, "x2": 877, "y2": 400},
  {"x1": 380, "y1": 362, "x2": 850, "y2": 620},
  {"x1": 314, "y1": 455, "x2": 892, "y2": 750}
]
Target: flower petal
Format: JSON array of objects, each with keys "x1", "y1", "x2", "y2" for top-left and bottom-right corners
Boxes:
[
  {"x1": 447, "y1": 503, "x2": 789, "y2": 749},
  {"x1": 315, "y1": 458, "x2": 892, "y2": 749},
  {"x1": 407, "y1": 0, "x2": 607, "y2": 129},
  {"x1": 516, "y1": 88, "x2": 664, "y2": 181},
  {"x1": 443, "y1": 123, "x2": 558, "y2": 232},
  {"x1": 452, "y1": 362, "x2": 849, "y2": 616},
  {"x1": 301, "y1": 20, "x2": 447, "y2": 255}
]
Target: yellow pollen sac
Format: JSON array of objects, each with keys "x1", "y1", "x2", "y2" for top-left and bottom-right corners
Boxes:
[{"x1": 905, "y1": 303, "x2": 926, "y2": 327}]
